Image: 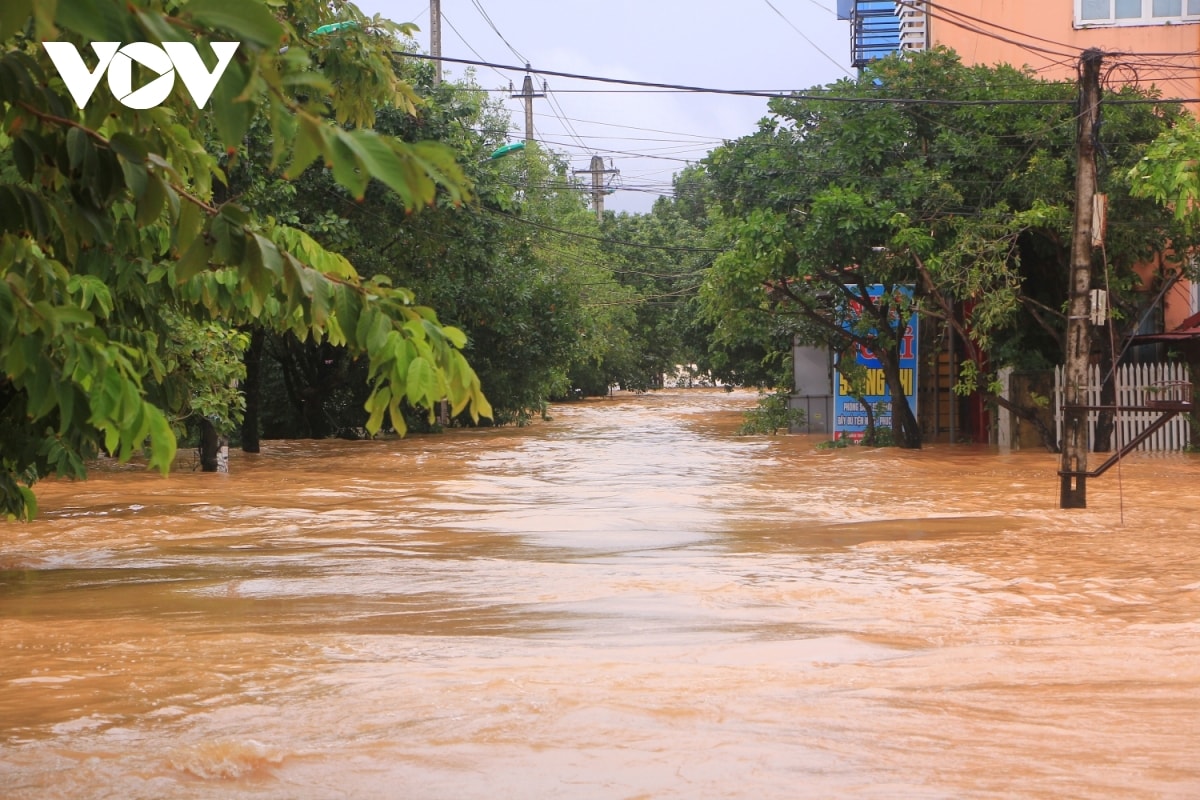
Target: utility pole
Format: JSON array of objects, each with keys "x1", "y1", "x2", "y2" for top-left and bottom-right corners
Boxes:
[
  {"x1": 511, "y1": 70, "x2": 544, "y2": 145},
  {"x1": 430, "y1": 0, "x2": 442, "y2": 86},
  {"x1": 1060, "y1": 48, "x2": 1104, "y2": 509},
  {"x1": 574, "y1": 155, "x2": 619, "y2": 222}
]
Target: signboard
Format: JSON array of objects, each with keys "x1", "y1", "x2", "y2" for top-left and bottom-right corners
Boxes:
[{"x1": 833, "y1": 285, "x2": 918, "y2": 441}]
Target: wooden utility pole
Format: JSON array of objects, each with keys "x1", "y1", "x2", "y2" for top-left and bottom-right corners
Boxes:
[
  {"x1": 1060, "y1": 48, "x2": 1104, "y2": 509},
  {"x1": 574, "y1": 155, "x2": 619, "y2": 222},
  {"x1": 511, "y1": 70, "x2": 544, "y2": 145},
  {"x1": 430, "y1": 0, "x2": 442, "y2": 86}
]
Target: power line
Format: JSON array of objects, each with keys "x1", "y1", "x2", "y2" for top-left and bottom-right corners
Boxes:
[
  {"x1": 467, "y1": 0, "x2": 529, "y2": 65},
  {"x1": 536, "y1": 137, "x2": 702, "y2": 163},
  {"x1": 545, "y1": 87, "x2": 594, "y2": 154},
  {"x1": 901, "y1": 0, "x2": 1080, "y2": 53},
  {"x1": 402, "y1": 53, "x2": 1087, "y2": 106},
  {"x1": 760, "y1": 0, "x2": 853, "y2": 77},
  {"x1": 530, "y1": 113, "x2": 726, "y2": 142},
  {"x1": 897, "y1": 0, "x2": 1081, "y2": 61},
  {"x1": 798, "y1": 0, "x2": 838, "y2": 15},
  {"x1": 440, "y1": 10, "x2": 510, "y2": 84}
]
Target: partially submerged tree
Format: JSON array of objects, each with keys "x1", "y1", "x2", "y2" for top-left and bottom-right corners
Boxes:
[
  {"x1": 0, "y1": 0, "x2": 491, "y2": 517},
  {"x1": 702, "y1": 49, "x2": 1197, "y2": 449}
]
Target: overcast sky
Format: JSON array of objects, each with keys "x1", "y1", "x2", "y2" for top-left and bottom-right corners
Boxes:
[{"x1": 352, "y1": 0, "x2": 855, "y2": 213}]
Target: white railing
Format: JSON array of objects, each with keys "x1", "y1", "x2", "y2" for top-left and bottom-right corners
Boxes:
[
  {"x1": 1055, "y1": 362, "x2": 1192, "y2": 452},
  {"x1": 898, "y1": 2, "x2": 927, "y2": 53}
]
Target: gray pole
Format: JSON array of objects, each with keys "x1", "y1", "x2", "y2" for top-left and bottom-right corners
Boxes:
[
  {"x1": 589, "y1": 155, "x2": 605, "y2": 220},
  {"x1": 1060, "y1": 48, "x2": 1103, "y2": 509},
  {"x1": 430, "y1": 0, "x2": 441, "y2": 86},
  {"x1": 523, "y1": 75, "x2": 535, "y2": 144},
  {"x1": 511, "y1": 71, "x2": 544, "y2": 145},
  {"x1": 573, "y1": 156, "x2": 619, "y2": 222}
]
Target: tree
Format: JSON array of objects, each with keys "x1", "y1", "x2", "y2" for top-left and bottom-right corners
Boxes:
[
  {"x1": 702, "y1": 49, "x2": 1197, "y2": 449},
  {"x1": 1129, "y1": 113, "x2": 1200, "y2": 422},
  {"x1": 0, "y1": 0, "x2": 492, "y2": 518}
]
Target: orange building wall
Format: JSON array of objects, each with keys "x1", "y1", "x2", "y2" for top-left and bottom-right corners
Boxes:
[
  {"x1": 926, "y1": 0, "x2": 1200, "y2": 330},
  {"x1": 929, "y1": 1, "x2": 1200, "y2": 94}
]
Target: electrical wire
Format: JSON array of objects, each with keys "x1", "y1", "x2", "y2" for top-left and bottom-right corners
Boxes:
[
  {"x1": 899, "y1": 0, "x2": 1081, "y2": 56},
  {"x1": 403, "y1": 53, "x2": 1084, "y2": 105},
  {"x1": 531, "y1": 113, "x2": 726, "y2": 142},
  {"x1": 760, "y1": 0, "x2": 853, "y2": 77},
  {"x1": 896, "y1": 0, "x2": 1082, "y2": 61},
  {"x1": 545, "y1": 87, "x2": 594, "y2": 155},
  {"x1": 467, "y1": 0, "x2": 529, "y2": 65},
  {"x1": 798, "y1": 0, "x2": 838, "y2": 15},
  {"x1": 440, "y1": 11, "x2": 510, "y2": 85}
]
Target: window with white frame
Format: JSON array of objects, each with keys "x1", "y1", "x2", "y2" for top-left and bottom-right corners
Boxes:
[{"x1": 1077, "y1": 0, "x2": 1200, "y2": 25}]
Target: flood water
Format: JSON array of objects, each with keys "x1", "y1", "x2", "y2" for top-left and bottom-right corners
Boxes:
[{"x1": 2, "y1": 389, "x2": 1199, "y2": 799}]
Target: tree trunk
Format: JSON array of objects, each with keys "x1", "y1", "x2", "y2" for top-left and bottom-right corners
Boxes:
[
  {"x1": 860, "y1": 392, "x2": 877, "y2": 445},
  {"x1": 198, "y1": 418, "x2": 228, "y2": 473},
  {"x1": 878, "y1": 351, "x2": 922, "y2": 449},
  {"x1": 241, "y1": 326, "x2": 264, "y2": 453}
]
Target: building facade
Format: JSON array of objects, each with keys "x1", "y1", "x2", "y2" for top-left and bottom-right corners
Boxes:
[{"x1": 831, "y1": 0, "x2": 1200, "y2": 443}]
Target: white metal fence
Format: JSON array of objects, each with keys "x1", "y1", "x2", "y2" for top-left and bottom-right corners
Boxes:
[{"x1": 1055, "y1": 362, "x2": 1193, "y2": 452}]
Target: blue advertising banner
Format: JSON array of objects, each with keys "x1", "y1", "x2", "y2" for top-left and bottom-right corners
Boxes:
[{"x1": 833, "y1": 285, "x2": 918, "y2": 441}]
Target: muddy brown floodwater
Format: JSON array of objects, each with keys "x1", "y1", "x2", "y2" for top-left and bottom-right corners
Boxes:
[{"x1": 2, "y1": 389, "x2": 1199, "y2": 799}]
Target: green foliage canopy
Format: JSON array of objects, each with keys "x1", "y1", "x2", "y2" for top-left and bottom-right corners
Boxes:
[
  {"x1": 0, "y1": 0, "x2": 492, "y2": 518},
  {"x1": 701, "y1": 49, "x2": 1196, "y2": 447}
]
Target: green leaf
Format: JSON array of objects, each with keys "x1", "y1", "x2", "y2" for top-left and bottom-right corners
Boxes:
[
  {"x1": 338, "y1": 130, "x2": 417, "y2": 207},
  {"x1": 210, "y1": 60, "x2": 253, "y2": 148},
  {"x1": 12, "y1": 136, "x2": 36, "y2": 182},
  {"x1": 283, "y1": 114, "x2": 325, "y2": 180},
  {"x1": 361, "y1": 310, "x2": 390, "y2": 355},
  {"x1": 185, "y1": 0, "x2": 284, "y2": 48},
  {"x1": 176, "y1": 236, "x2": 213, "y2": 282},
  {"x1": 176, "y1": 198, "x2": 205, "y2": 253},
  {"x1": 66, "y1": 126, "x2": 89, "y2": 172},
  {"x1": 387, "y1": 387, "x2": 406, "y2": 436},
  {"x1": 56, "y1": 0, "x2": 133, "y2": 41},
  {"x1": 121, "y1": 159, "x2": 148, "y2": 201},
  {"x1": 471, "y1": 385, "x2": 493, "y2": 423},
  {"x1": 136, "y1": 172, "x2": 167, "y2": 226},
  {"x1": 0, "y1": 0, "x2": 32, "y2": 39},
  {"x1": 145, "y1": 404, "x2": 177, "y2": 474},
  {"x1": 16, "y1": 486, "x2": 38, "y2": 522},
  {"x1": 441, "y1": 325, "x2": 468, "y2": 349},
  {"x1": 328, "y1": 129, "x2": 368, "y2": 200},
  {"x1": 332, "y1": 284, "x2": 361, "y2": 342},
  {"x1": 108, "y1": 132, "x2": 149, "y2": 165},
  {"x1": 268, "y1": 95, "x2": 298, "y2": 171},
  {"x1": 405, "y1": 356, "x2": 436, "y2": 407},
  {"x1": 364, "y1": 386, "x2": 389, "y2": 435},
  {"x1": 309, "y1": 276, "x2": 331, "y2": 327},
  {"x1": 24, "y1": 359, "x2": 54, "y2": 418},
  {"x1": 57, "y1": 385, "x2": 75, "y2": 433},
  {"x1": 250, "y1": 232, "x2": 283, "y2": 277}
]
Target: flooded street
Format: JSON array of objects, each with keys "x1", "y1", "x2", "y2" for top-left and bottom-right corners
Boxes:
[{"x1": 2, "y1": 389, "x2": 1199, "y2": 798}]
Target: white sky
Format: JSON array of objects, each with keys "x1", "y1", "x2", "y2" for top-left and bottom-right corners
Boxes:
[{"x1": 353, "y1": 0, "x2": 855, "y2": 213}]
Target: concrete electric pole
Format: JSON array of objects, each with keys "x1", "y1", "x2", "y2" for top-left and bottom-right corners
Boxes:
[
  {"x1": 511, "y1": 71, "x2": 544, "y2": 145},
  {"x1": 1059, "y1": 48, "x2": 1103, "y2": 509},
  {"x1": 574, "y1": 155, "x2": 619, "y2": 222},
  {"x1": 430, "y1": 0, "x2": 442, "y2": 86}
]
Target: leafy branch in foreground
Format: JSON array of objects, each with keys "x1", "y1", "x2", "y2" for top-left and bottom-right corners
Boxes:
[{"x1": 0, "y1": 0, "x2": 490, "y2": 519}]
